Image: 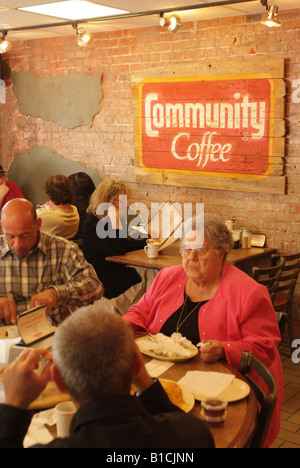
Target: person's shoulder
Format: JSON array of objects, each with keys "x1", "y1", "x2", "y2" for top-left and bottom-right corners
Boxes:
[
  {"x1": 5, "y1": 180, "x2": 19, "y2": 189},
  {"x1": 40, "y1": 231, "x2": 77, "y2": 250},
  {"x1": 157, "y1": 264, "x2": 185, "y2": 279},
  {"x1": 152, "y1": 264, "x2": 186, "y2": 288},
  {"x1": 222, "y1": 263, "x2": 264, "y2": 292},
  {"x1": 162, "y1": 411, "x2": 215, "y2": 448},
  {"x1": 83, "y1": 213, "x2": 98, "y2": 227}
]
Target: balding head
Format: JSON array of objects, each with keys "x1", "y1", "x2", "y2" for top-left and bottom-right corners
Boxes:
[
  {"x1": 2, "y1": 199, "x2": 37, "y2": 223},
  {"x1": 1, "y1": 199, "x2": 42, "y2": 257}
]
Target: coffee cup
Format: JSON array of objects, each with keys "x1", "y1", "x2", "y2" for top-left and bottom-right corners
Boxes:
[
  {"x1": 55, "y1": 401, "x2": 76, "y2": 438},
  {"x1": 144, "y1": 242, "x2": 160, "y2": 259}
]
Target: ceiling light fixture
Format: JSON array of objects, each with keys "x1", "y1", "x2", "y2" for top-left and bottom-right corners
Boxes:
[
  {"x1": 160, "y1": 13, "x2": 181, "y2": 32},
  {"x1": 260, "y1": 2, "x2": 281, "y2": 28},
  {"x1": 0, "y1": 1, "x2": 277, "y2": 39},
  {"x1": 0, "y1": 32, "x2": 11, "y2": 54},
  {"x1": 20, "y1": 1, "x2": 129, "y2": 21},
  {"x1": 73, "y1": 24, "x2": 92, "y2": 47}
]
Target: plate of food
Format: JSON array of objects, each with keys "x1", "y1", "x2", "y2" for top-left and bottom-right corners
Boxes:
[
  {"x1": 159, "y1": 378, "x2": 195, "y2": 413},
  {"x1": 136, "y1": 332, "x2": 198, "y2": 362}
]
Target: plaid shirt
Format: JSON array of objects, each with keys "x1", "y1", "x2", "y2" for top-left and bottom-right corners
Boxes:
[{"x1": 0, "y1": 231, "x2": 103, "y2": 324}]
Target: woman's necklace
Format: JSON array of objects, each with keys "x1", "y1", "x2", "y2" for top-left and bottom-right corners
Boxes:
[{"x1": 176, "y1": 293, "x2": 201, "y2": 333}]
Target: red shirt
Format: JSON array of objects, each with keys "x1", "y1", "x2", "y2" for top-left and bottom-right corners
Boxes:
[{"x1": 0, "y1": 181, "x2": 24, "y2": 210}]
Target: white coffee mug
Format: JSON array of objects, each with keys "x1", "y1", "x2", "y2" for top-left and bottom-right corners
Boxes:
[
  {"x1": 144, "y1": 242, "x2": 160, "y2": 259},
  {"x1": 55, "y1": 401, "x2": 76, "y2": 438}
]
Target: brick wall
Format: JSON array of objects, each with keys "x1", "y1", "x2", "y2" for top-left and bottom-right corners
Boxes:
[{"x1": 0, "y1": 8, "x2": 300, "y2": 315}]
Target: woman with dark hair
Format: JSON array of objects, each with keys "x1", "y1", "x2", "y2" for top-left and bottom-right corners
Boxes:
[
  {"x1": 37, "y1": 175, "x2": 79, "y2": 239},
  {"x1": 68, "y1": 172, "x2": 95, "y2": 239}
]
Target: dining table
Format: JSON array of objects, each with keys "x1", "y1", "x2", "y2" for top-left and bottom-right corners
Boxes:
[
  {"x1": 0, "y1": 324, "x2": 257, "y2": 448},
  {"x1": 140, "y1": 344, "x2": 258, "y2": 449},
  {"x1": 106, "y1": 240, "x2": 276, "y2": 273}
]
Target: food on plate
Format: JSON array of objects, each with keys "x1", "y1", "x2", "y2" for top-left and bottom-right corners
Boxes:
[
  {"x1": 137, "y1": 332, "x2": 197, "y2": 359},
  {"x1": 131, "y1": 378, "x2": 191, "y2": 412},
  {"x1": 159, "y1": 379, "x2": 188, "y2": 412}
]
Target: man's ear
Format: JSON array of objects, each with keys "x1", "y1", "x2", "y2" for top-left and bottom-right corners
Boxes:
[
  {"x1": 132, "y1": 344, "x2": 144, "y2": 378},
  {"x1": 51, "y1": 364, "x2": 67, "y2": 393},
  {"x1": 36, "y1": 217, "x2": 42, "y2": 231}
]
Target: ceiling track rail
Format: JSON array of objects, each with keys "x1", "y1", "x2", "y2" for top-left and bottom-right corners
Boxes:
[{"x1": 0, "y1": 0, "x2": 261, "y2": 34}]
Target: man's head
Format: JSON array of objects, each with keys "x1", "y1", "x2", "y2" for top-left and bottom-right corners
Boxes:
[
  {"x1": 1, "y1": 199, "x2": 42, "y2": 257},
  {"x1": 51, "y1": 305, "x2": 136, "y2": 405}
]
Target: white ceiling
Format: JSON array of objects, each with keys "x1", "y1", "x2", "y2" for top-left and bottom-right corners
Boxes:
[{"x1": 0, "y1": 0, "x2": 298, "y2": 41}]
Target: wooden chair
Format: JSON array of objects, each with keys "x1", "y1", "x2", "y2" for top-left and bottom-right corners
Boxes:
[
  {"x1": 252, "y1": 258, "x2": 285, "y2": 303},
  {"x1": 271, "y1": 253, "x2": 300, "y2": 350},
  {"x1": 239, "y1": 350, "x2": 277, "y2": 448}
]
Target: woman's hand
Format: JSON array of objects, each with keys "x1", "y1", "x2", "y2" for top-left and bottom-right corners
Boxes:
[{"x1": 199, "y1": 340, "x2": 225, "y2": 363}]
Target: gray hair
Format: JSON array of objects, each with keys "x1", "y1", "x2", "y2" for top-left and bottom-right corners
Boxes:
[
  {"x1": 52, "y1": 305, "x2": 136, "y2": 404},
  {"x1": 182, "y1": 213, "x2": 233, "y2": 258}
]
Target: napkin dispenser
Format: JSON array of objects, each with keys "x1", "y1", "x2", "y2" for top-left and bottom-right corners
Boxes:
[{"x1": 8, "y1": 304, "x2": 55, "y2": 364}]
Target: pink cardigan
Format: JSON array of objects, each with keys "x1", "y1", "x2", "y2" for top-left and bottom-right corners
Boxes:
[{"x1": 124, "y1": 263, "x2": 283, "y2": 447}]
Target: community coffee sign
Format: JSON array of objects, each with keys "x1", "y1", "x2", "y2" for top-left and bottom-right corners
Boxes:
[{"x1": 133, "y1": 59, "x2": 286, "y2": 194}]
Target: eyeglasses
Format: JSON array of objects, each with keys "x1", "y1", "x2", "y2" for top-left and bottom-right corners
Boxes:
[{"x1": 180, "y1": 247, "x2": 211, "y2": 258}]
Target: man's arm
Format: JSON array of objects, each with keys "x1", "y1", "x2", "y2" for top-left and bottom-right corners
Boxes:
[
  {"x1": 49, "y1": 244, "x2": 104, "y2": 309},
  {"x1": 0, "y1": 348, "x2": 51, "y2": 448},
  {"x1": 132, "y1": 346, "x2": 181, "y2": 415}
]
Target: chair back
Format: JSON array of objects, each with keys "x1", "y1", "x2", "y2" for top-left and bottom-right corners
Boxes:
[
  {"x1": 239, "y1": 350, "x2": 277, "y2": 448},
  {"x1": 252, "y1": 258, "x2": 285, "y2": 303},
  {"x1": 271, "y1": 253, "x2": 300, "y2": 306}
]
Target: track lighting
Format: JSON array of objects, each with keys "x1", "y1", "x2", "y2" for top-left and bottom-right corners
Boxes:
[
  {"x1": 0, "y1": 32, "x2": 11, "y2": 54},
  {"x1": 73, "y1": 24, "x2": 92, "y2": 47},
  {"x1": 160, "y1": 13, "x2": 181, "y2": 33},
  {"x1": 260, "y1": 4, "x2": 281, "y2": 28}
]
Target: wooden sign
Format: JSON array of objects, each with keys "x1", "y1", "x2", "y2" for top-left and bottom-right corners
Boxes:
[{"x1": 133, "y1": 59, "x2": 286, "y2": 194}]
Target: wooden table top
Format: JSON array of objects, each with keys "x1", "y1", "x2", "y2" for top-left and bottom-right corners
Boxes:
[
  {"x1": 142, "y1": 351, "x2": 257, "y2": 448},
  {"x1": 106, "y1": 242, "x2": 276, "y2": 270}
]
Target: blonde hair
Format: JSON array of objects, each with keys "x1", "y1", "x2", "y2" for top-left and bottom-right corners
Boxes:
[{"x1": 87, "y1": 178, "x2": 131, "y2": 218}]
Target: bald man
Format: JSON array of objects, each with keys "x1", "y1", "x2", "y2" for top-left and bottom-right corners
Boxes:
[{"x1": 0, "y1": 199, "x2": 103, "y2": 325}]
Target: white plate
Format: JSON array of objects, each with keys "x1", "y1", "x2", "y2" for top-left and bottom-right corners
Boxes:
[
  {"x1": 193, "y1": 378, "x2": 250, "y2": 403},
  {"x1": 159, "y1": 378, "x2": 195, "y2": 413},
  {"x1": 136, "y1": 336, "x2": 198, "y2": 363}
]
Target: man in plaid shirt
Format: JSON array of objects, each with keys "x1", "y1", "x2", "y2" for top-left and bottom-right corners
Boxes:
[{"x1": 0, "y1": 199, "x2": 103, "y2": 325}]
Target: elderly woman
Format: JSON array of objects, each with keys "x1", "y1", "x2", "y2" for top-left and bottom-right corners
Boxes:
[
  {"x1": 123, "y1": 213, "x2": 283, "y2": 447},
  {"x1": 81, "y1": 178, "x2": 147, "y2": 299}
]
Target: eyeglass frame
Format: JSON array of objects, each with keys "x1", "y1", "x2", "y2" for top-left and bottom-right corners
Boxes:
[{"x1": 179, "y1": 246, "x2": 223, "y2": 258}]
